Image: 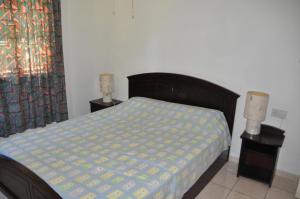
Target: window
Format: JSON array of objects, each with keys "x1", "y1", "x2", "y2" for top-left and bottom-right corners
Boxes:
[{"x1": 0, "y1": 1, "x2": 55, "y2": 78}]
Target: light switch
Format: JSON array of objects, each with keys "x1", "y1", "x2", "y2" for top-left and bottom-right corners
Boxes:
[{"x1": 271, "y1": 109, "x2": 288, "y2": 120}]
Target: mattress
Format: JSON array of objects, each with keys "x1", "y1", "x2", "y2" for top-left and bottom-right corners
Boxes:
[{"x1": 0, "y1": 97, "x2": 231, "y2": 199}]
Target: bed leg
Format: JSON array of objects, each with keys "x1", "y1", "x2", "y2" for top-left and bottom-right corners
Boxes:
[{"x1": 226, "y1": 147, "x2": 231, "y2": 161}]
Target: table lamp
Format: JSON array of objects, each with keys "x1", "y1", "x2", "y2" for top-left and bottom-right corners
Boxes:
[
  {"x1": 244, "y1": 91, "x2": 269, "y2": 135},
  {"x1": 99, "y1": 73, "x2": 113, "y2": 103}
]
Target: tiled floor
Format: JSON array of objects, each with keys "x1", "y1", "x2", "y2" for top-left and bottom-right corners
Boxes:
[
  {"x1": 0, "y1": 162, "x2": 298, "y2": 199},
  {"x1": 197, "y1": 162, "x2": 299, "y2": 199}
]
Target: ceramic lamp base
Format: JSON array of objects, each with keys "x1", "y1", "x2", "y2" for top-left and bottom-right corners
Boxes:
[
  {"x1": 103, "y1": 94, "x2": 112, "y2": 103},
  {"x1": 246, "y1": 119, "x2": 261, "y2": 135}
]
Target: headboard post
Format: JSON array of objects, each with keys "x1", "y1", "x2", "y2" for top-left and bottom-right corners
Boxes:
[{"x1": 128, "y1": 73, "x2": 239, "y2": 135}]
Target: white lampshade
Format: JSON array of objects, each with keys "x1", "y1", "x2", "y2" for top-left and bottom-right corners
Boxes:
[
  {"x1": 244, "y1": 91, "x2": 269, "y2": 135},
  {"x1": 99, "y1": 73, "x2": 113, "y2": 103}
]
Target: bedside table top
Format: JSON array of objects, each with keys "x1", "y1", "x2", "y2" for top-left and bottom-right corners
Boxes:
[
  {"x1": 89, "y1": 98, "x2": 122, "y2": 107},
  {"x1": 241, "y1": 124, "x2": 285, "y2": 147}
]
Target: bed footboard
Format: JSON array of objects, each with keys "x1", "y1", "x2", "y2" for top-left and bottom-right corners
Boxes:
[
  {"x1": 0, "y1": 155, "x2": 61, "y2": 199},
  {"x1": 0, "y1": 150, "x2": 228, "y2": 199}
]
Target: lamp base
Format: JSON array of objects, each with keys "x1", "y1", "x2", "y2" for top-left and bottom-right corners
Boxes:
[
  {"x1": 246, "y1": 120, "x2": 262, "y2": 135},
  {"x1": 103, "y1": 94, "x2": 112, "y2": 103}
]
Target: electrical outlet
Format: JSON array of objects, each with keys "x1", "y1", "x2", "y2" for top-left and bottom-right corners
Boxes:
[{"x1": 271, "y1": 109, "x2": 288, "y2": 120}]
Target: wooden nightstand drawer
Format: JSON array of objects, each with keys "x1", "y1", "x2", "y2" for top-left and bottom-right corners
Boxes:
[
  {"x1": 242, "y1": 149, "x2": 275, "y2": 172},
  {"x1": 243, "y1": 140, "x2": 277, "y2": 155},
  {"x1": 89, "y1": 98, "x2": 122, "y2": 113}
]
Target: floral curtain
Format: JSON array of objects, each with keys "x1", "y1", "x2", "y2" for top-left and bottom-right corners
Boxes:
[{"x1": 0, "y1": 0, "x2": 68, "y2": 137}]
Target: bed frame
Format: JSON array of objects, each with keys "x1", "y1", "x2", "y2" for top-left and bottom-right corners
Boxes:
[
  {"x1": 0, "y1": 73, "x2": 239, "y2": 199},
  {"x1": 128, "y1": 73, "x2": 239, "y2": 198}
]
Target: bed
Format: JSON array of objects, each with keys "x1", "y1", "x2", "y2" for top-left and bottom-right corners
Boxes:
[{"x1": 0, "y1": 73, "x2": 239, "y2": 199}]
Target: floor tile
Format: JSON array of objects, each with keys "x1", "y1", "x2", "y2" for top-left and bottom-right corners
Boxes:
[
  {"x1": 233, "y1": 177, "x2": 268, "y2": 199},
  {"x1": 266, "y1": 187, "x2": 296, "y2": 199},
  {"x1": 227, "y1": 191, "x2": 255, "y2": 199},
  {"x1": 272, "y1": 175, "x2": 298, "y2": 194},
  {"x1": 221, "y1": 161, "x2": 238, "y2": 175},
  {"x1": 196, "y1": 182, "x2": 230, "y2": 199},
  {"x1": 211, "y1": 169, "x2": 238, "y2": 189},
  {"x1": 276, "y1": 171, "x2": 299, "y2": 183}
]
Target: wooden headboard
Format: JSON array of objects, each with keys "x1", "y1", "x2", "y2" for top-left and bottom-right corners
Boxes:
[{"x1": 127, "y1": 73, "x2": 239, "y2": 134}]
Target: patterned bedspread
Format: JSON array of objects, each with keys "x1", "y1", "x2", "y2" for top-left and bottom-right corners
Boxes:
[{"x1": 0, "y1": 97, "x2": 231, "y2": 199}]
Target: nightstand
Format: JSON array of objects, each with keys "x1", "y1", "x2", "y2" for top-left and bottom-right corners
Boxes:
[
  {"x1": 89, "y1": 98, "x2": 122, "y2": 113},
  {"x1": 237, "y1": 124, "x2": 285, "y2": 186}
]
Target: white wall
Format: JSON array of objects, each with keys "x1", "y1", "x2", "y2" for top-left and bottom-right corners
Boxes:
[
  {"x1": 61, "y1": 0, "x2": 112, "y2": 118},
  {"x1": 107, "y1": 0, "x2": 300, "y2": 175},
  {"x1": 60, "y1": 0, "x2": 300, "y2": 175}
]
